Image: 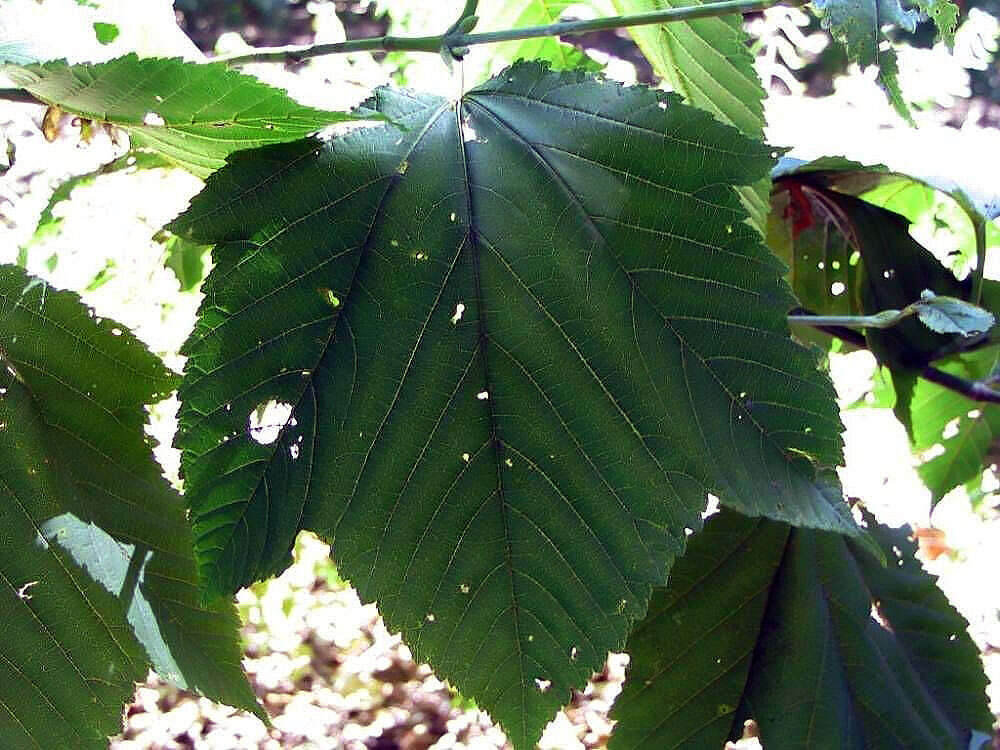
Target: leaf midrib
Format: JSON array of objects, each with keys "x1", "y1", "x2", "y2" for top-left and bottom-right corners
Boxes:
[{"x1": 455, "y1": 97, "x2": 529, "y2": 745}]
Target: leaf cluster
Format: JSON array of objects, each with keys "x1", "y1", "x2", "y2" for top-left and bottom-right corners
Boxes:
[{"x1": 0, "y1": 1, "x2": 995, "y2": 747}]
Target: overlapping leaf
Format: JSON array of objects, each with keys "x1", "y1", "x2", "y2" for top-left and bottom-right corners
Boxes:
[
  {"x1": 909, "y1": 348, "x2": 1000, "y2": 504},
  {"x1": 2, "y1": 53, "x2": 365, "y2": 176},
  {"x1": 771, "y1": 174, "x2": 972, "y2": 425},
  {"x1": 476, "y1": 0, "x2": 603, "y2": 74},
  {"x1": 810, "y1": 0, "x2": 960, "y2": 121},
  {"x1": 171, "y1": 63, "x2": 860, "y2": 747},
  {"x1": 771, "y1": 163, "x2": 1000, "y2": 501},
  {"x1": 0, "y1": 265, "x2": 260, "y2": 748},
  {"x1": 610, "y1": 0, "x2": 770, "y2": 231},
  {"x1": 611, "y1": 508, "x2": 992, "y2": 749},
  {"x1": 773, "y1": 156, "x2": 1000, "y2": 281}
]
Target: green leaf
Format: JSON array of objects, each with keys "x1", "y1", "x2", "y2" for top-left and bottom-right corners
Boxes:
[
  {"x1": 808, "y1": 0, "x2": 952, "y2": 122},
  {"x1": 476, "y1": 0, "x2": 603, "y2": 73},
  {"x1": 610, "y1": 509, "x2": 992, "y2": 749},
  {"x1": 774, "y1": 156, "x2": 1000, "y2": 275},
  {"x1": 160, "y1": 230, "x2": 210, "y2": 291},
  {"x1": 910, "y1": 348, "x2": 1000, "y2": 504},
  {"x1": 2, "y1": 54, "x2": 367, "y2": 177},
  {"x1": 609, "y1": 0, "x2": 770, "y2": 232},
  {"x1": 0, "y1": 264, "x2": 262, "y2": 746},
  {"x1": 771, "y1": 177, "x2": 973, "y2": 428},
  {"x1": 913, "y1": 0, "x2": 960, "y2": 45},
  {"x1": 768, "y1": 181, "x2": 866, "y2": 320},
  {"x1": 913, "y1": 292, "x2": 994, "y2": 337},
  {"x1": 171, "y1": 63, "x2": 860, "y2": 748},
  {"x1": 93, "y1": 21, "x2": 120, "y2": 45}
]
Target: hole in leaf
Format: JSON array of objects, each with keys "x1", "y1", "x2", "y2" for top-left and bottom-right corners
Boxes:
[
  {"x1": 320, "y1": 288, "x2": 341, "y2": 308},
  {"x1": 830, "y1": 281, "x2": 846, "y2": 296},
  {"x1": 570, "y1": 646, "x2": 578, "y2": 660},
  {"x1": 919, "y1": 443, "x2": 945, "y2": 461},
  {"x1": 143, "y1": 112, "x2": 165, "y2": 127},
  {"x1": 870, "y1": 601, "x2": 893, "y2": 631},
  {"x1": 459, "y1": 583, "x2": 470, "y2": 594},
  {"x1": 248, "y1": 400, "x2": 294, "y2": 445},
  {"x1": 703, "y1": 493, "x2": 720, "y2": 518},
  {"x1": 476, "y1": 391, "x2": 489, "y2": 401},
  {"x1": 451, "y1": 302, "x2": 465, "y2": 324},
  {"x1": 461, "y1": 117, "x2": 479, "y2": 143},
  {"x1": 849, "y1": 250, "x2": 861, "y2": 266},
  {"x1": 534, "y1": 678, "x2": 551, "y2": 692},
  {"x1": 425, "y1": 612, "x2": 436, "y2": 622},
  {"x1": 17, "y1": 581, "x2": 38, "y2": 600}
]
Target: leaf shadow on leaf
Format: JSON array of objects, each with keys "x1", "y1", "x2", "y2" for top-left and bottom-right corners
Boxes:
[{"x1": 0, "y1": 264, "x2": 263, "y2": 748}]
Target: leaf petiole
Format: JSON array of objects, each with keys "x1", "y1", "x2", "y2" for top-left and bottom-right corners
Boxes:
[{"x1": 788, "y1": 289, "x2": 996, "y2": 337}]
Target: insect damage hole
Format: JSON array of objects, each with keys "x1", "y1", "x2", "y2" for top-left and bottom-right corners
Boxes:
[
  {"x1": 248, "y1": 400, "x2": 294, "y2": 445},
  {"x1": 143, "y1": 112, "x2": 165, "y2": 126},
  {"x1": 17, "y1": 580, "x2": 38, "y2": 600},
  {"x1": 534, "y1": 678, "x2": 551, "y2": 692},
  {"x1": 451, "y1": 302, "x2": 465, "y2": 324},
  {"x1": 461, "y1": 115, "x2": 480, "y2": 143}
]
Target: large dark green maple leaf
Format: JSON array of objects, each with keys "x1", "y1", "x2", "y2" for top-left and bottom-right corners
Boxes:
[
  {"x1": 171, "y1": 63, "x2": 861, "y2": 747},
  {"x1": 611, "y1": 508, "x2": 992, "y2": 749}
]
